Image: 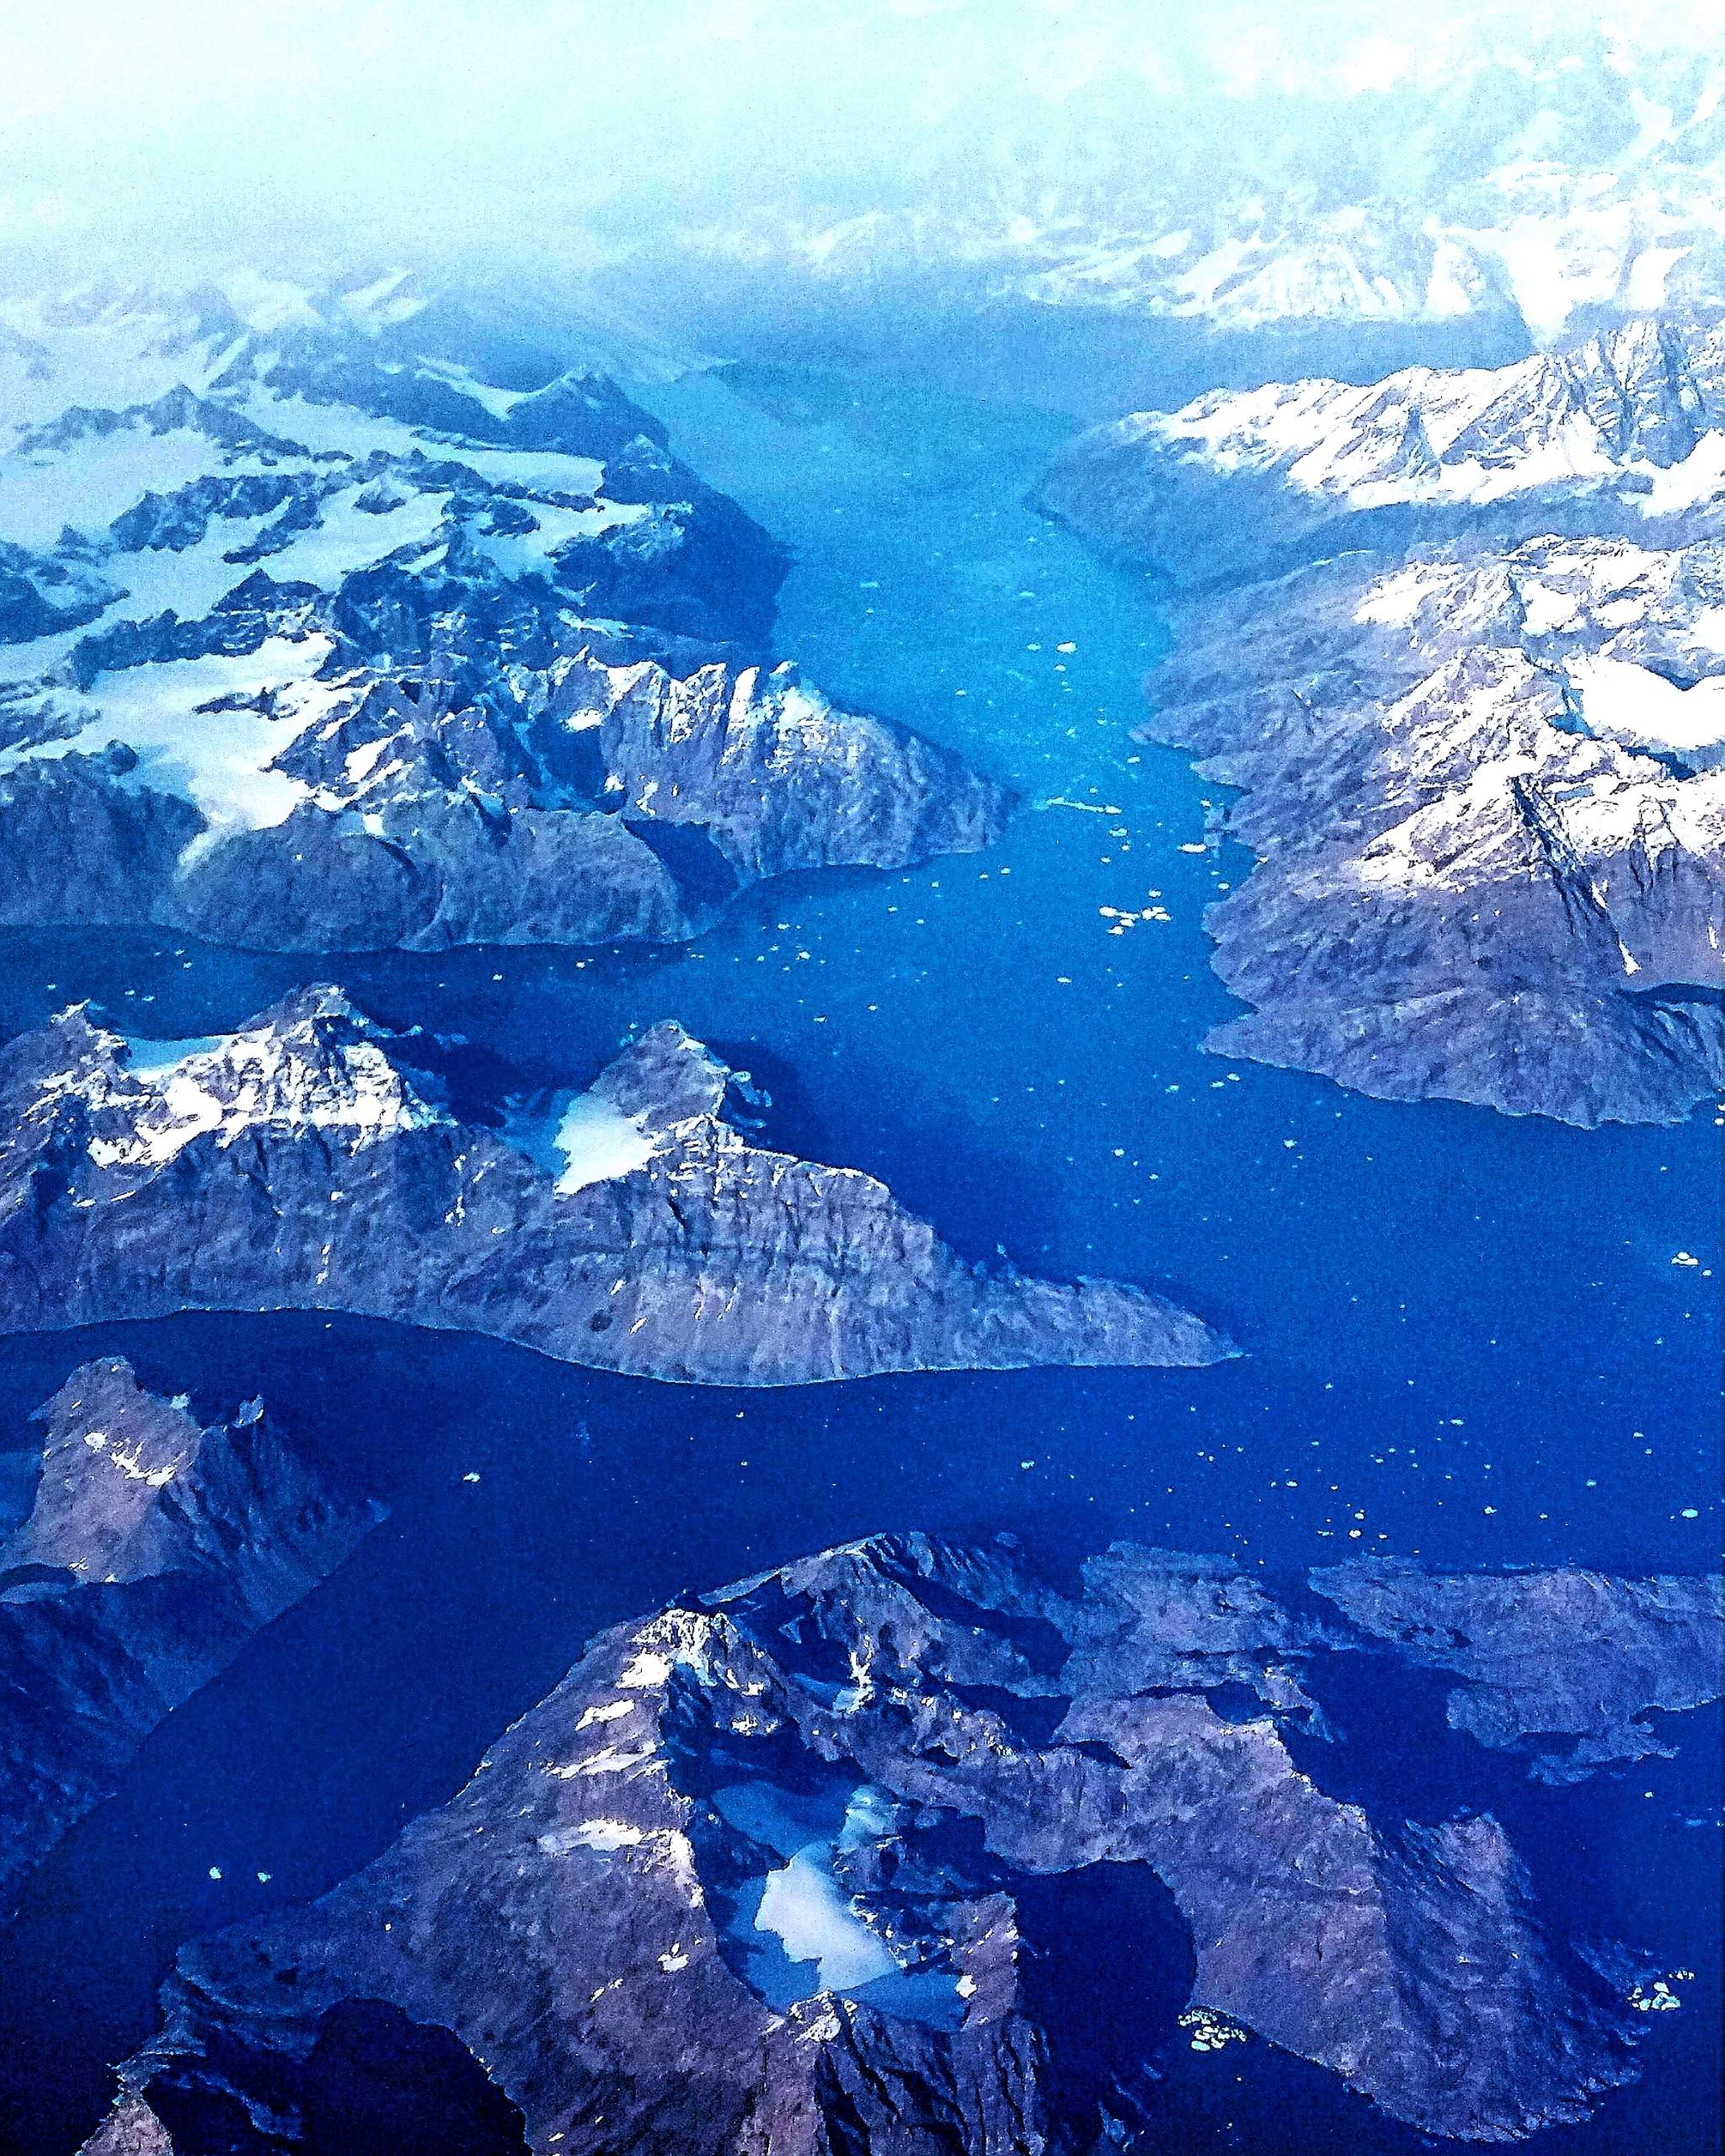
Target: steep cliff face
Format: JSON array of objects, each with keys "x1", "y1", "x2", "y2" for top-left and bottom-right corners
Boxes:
[
  {"x1": 1154, "y1": 531, "x2": 1725, "y2": 1122},
  {"x1": 1039, "y1": 319, "x2": 1725, "y2": 1123},
  {"x1": 83, "y1": 1537, "x2": 1722, "y2": 2153},
  {"x1": 0, "y1": 1358, "x2": 380, "y2": 1909},
  {"x1": 0, "y1": 324, "x2": 1011, "y2": 954},
  {"x1": 0, "y1": 990, "x2": 1226, "y2": 1384}
]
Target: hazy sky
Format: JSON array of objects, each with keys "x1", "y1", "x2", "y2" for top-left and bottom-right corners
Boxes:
[{"x1": 2, "y1": 1, "x2": 1720, "y2": 286}]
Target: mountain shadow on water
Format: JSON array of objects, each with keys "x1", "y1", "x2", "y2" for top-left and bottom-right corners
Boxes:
[
  {"x1": 142, "y1": 2000, "x2": 530, "y2": 2156},
  {"x1": 1014, "y1": 1860, "x2": 1196, "y2": 2135}
]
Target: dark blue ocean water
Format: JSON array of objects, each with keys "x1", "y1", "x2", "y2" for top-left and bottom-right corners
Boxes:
[{"x1": 0, "y1": 365, "x2": 1717, "y2": 2153}]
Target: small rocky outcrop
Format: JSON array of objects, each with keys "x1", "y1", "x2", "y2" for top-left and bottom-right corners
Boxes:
[{"x1": 0, "y1": 1358, "x2": 381, "y2": 1910}]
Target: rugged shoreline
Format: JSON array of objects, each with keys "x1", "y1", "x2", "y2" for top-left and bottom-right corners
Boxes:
[
  {"x1": 0, "y1": 988, "x2": 1228, "y2": 1385},
  {"x1": 0, "y1": 325, "x2": 1012, "y2": 957},
  {"x1": 0, "y1": 1358, "x2": 379, "y2": 1912},
  {"x1": 1038, "y1": 316, "x2": 1725, "y2": 1124},
  {"x1": 79, "y1": 1533, "x2": 1723, "y2": 2153}
]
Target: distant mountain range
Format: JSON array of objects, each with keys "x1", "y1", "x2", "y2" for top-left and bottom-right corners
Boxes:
[
  {"x1": 575, "y1": 22, "x2": 1725, "y2": 407},
  {"x1": 765, "y1": 26, "x2": 1725, "y2": 337},
  {"x1": 16, "y1": 27, "x2": 1725, "y2": 429}
]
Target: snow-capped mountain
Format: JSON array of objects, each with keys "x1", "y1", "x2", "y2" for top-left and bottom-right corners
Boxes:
[
  {"x1": 686, "y1": 146, "x2": 1725, "y2": 355},
  {"x1": 1041, "y1": 315, "x2": 1725, "y2": 1125},
  {"x1": 0, "y1": 987, "x2": 1226, "y2": 1383},
  {"x1": 82, "y1": 1535, "x2": 1722, "y2": 2153},
  {"x1": 0, "y1": 270, "x2": 699, "y2": 428},
  {"x1": 0, "y1": 280, "x2": 1017, "y2": 952},
  {"x1": 1040, "y1": 314, "x2": 1725, "y2": 584}
]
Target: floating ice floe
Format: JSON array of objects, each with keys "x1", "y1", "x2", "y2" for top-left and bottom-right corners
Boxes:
[
  {"x1": 1627, "y1": 1970, "x2": 1694, "y2": 2013},
  {"x1": 1179, "y1": 2006, "x2": 1247, "y2": 2053}
]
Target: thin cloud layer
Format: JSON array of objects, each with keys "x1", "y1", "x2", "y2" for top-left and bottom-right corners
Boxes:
[{"x1": 5, "y1": 0, "x2": 1721, "y2": 292}]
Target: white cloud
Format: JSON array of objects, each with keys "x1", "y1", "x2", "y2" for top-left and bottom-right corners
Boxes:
[{"x1": 0, "y1": 0, "x2": 1712, "y2": 301}]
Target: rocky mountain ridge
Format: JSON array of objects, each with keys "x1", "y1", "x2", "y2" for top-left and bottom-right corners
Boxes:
[
  {"x1": 1039, "y1": 314, "x2": 1725, "y2": 1123},
  {"x1": 0, "y1": 296, "x2": 1011, "y2": 952},
  {"x1": 80, "y1": 1533, "x2": 1722, "y2": 2154},
  {"x1": 1040, "y1": 314, "x2": 1725, "y2": 586},
  {"x1": 0, "y1": 987, "x2": 1226, "y2": 1384}
]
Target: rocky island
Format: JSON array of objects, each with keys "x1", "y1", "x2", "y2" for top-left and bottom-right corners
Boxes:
[
  {"x1": 0, "y1": 306, "x2": 1011, "y2": 952},
  {"x1": 0, "y1": 987, "x2": 1226, "y2": 1384},
  {"x1": 80, "y1": 1534, "x2": 1722, "y2": 2153},
  {"x1": 1039, "y1": 314, "x2": 1725, "y2": 1123},
  {"x1": 0, "y1": 1358, "x2": 379, "y2": 1912}
]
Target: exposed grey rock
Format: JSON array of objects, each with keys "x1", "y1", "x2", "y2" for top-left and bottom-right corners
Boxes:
[
  {"x1": 0, "y1": 750, "x2": 205, "y2": 925},
  {"x1": 1312, "y1": 1562, "x2": 1725, "y2": 1782},
  {"x1": 1151, "y1": 531, "x2": 1725, "y2": 1122},
  {"x1": 0, "y1": 1358, "x2": 380, "y2": 1911},
  {"x1": 591, "y1": 653, "x2": 1008, "y2": 889},
  {"x1": 85, "y1": 1536, "x2": 1722, "y2": 2153},
  {"x1": 109, "y1": 648, "x2": 1008, "y2": 954},
  {"x1": 73, "y1": 2096, "x2": 174, "y2": 2156},
  {"x1": 0, "y1": 538, "x2": 121, "y2": 644},
  {"x1": 0, "y1": 988, "x2": 1226, "y2": 1385},
  {"x1": 1038, "y1": 321, "x2": 1725, "y2": 1123}
]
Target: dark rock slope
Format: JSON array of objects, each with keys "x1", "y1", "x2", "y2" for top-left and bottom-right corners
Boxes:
[
  {"x1": 0, "y1": 334, "x2": 1010, "y2": 953},
  {"x1": 1039, "y1": 314, "x2": 1725, "y2": 1124},
  {"x1": 83, "y1": 1537, "x2": 1722, "y2": 2153},
  {"x1": 0, "y1": 988, "x2": 1226, "y2": 1384},
  {"x1": 0, "y1": 1358, "x2": 379, "y2": 1911},
  {"x1": 1312, "y1": 1560, "x2": 1725, "y2": 1782}
]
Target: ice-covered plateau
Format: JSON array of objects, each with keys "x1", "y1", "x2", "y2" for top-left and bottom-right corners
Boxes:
[
  {"x1": 0, "y1": 292, "x2": 1009, "y2": 952},
  {"x1": 1039, "y1": 315, "x2": 1725, "y2": 1123},
  {"x1": 83, "y1": 1534, "x2": 1722, "y2": 2154},
  {"x1": 0, "y1": 986, "x2": 1225, "y2": 1383},
  {"x1": 0, "y1": 1357, "x2": 379, "y2": 1912}
]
